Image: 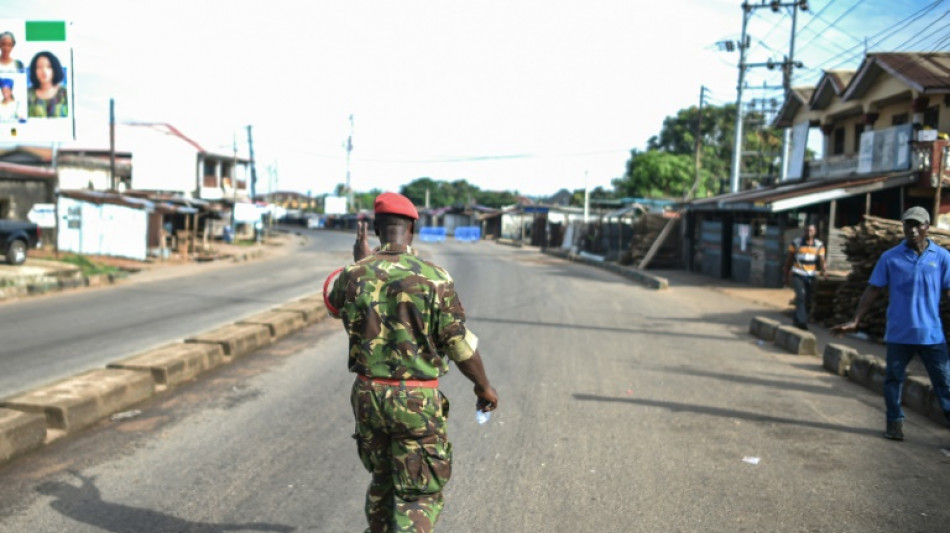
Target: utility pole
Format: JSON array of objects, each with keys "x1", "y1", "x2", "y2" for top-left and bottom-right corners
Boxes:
[
  {"x1": 779, "y1": 2, "x2": 805, "y2": 181},
  {"x1": 345, "y1": 114, "x2": 354, "y2": 212},
  {"x1": 686, "y1": 85, "x2": 707, "y2": 202},
  {"x1": 246, "y1": 125, "x2": 257, "y2": 200},
  {"x1": 109, "y1": 98, "x2": 116, "y2": 191},
  {"x1": 729, "y1": 0, "x2": 808, "y2": 193},
  {"x1": 730, "y1": 3, "x2": 751, "y2": 194}
]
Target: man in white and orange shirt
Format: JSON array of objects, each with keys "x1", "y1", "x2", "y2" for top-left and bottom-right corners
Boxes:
[{"x1": 783, "y1": 223, "x2": 827, "y2": 330}]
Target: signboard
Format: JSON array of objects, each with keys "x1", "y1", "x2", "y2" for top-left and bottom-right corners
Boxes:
[
  {"x1": 523, "y1": 206, "x2": 549, "y2": 214},
  {"x1": 0, "y1": 20, "x2": 74, "y2": 142},
  {"x1": 786, "y1": 121, "x2": 810, "y2": 180},
  {"x1": 857, "y1": 123, "x2": 913, "y2": 175},
  {"x1": 27, "y1": 202, "x2": 55, "y2": 227},
  {"x1": 324, "y1": 196, "x2": 347, "y2": 215}
]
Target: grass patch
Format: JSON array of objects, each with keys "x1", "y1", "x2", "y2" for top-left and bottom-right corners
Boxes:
[{"x1": 53, "y1": 254, "x2": 121, "y2": 276}]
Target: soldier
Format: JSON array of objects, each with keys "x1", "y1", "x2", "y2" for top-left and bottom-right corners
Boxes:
[{"x1": 327, "y1": 192, "x2": 499, "y2": 533}]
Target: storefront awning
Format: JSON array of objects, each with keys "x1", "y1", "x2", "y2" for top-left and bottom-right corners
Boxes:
[{"x1": 689, "y1": 171, "x2": 919, "y2": 213}]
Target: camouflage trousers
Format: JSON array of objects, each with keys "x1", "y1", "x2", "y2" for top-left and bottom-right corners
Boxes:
[{"x1": 351, "y1": 378, "x2": 453, "y2": 533}]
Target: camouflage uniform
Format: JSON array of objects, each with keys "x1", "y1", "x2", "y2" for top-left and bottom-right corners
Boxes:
[{"x1": 328, "y1": 243, "x2": 478, "y2": 533}]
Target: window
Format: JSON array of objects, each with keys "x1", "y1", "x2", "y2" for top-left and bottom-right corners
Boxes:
[
  {"x1": 203, "y1": 160, "x2": 216, "y2": 177},
  {"x1": 0, "y1": 197, "x2": 10, "y2": 219},
  {"x1": 924, "y1": 106, "x2": 939, "y2": 129},
  {"x1": 833, "y1": 128, "x2": 845, "y2": 155},
  {"x1": 892, "y1": 112, "x2": 908, "y2": 126}
]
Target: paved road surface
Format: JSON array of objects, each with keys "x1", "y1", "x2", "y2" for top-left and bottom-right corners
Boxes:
[
  {"x1": 1, "y1": 241, "x2": 949, "y2": 532},
  {"x1": 0, "y1": 228, "x2": 352, "y2": 398}
]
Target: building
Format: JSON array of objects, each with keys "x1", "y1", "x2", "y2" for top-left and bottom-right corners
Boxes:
[{"x1": 685, "y1": 52, "x2": 950, "y2": 287}]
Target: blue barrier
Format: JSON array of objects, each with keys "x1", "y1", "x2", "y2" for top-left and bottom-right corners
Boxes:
[
  {"x1": 454, "y1": 226, "x2": 481, "y2": 242},
  {"x1": 419, "y1": 227, "x2": 447, "y2": 243}
]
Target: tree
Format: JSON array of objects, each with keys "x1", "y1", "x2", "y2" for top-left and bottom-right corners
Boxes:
[
  {"x1": 614, "y1": 101, "x2": 782, "y2": 199},
  {"x1": 613, "y1": 149, "x2": 695, "y2": 198},
  {"x1": 570, "y1": 186, "x2": 616, "y2": 206},
  {"x1": 476, "y1": 190, "x2": 519, "y2": 208}
]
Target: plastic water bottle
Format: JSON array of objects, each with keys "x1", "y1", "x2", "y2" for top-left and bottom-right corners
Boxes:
[{"x1": 476, "y1": 409, "x2": 491, "y2": 425}]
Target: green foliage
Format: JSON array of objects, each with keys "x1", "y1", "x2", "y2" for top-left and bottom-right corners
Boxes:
[
  {"x1": 54, "y1": 254, "x2": 119, "y2": 276},
  {"x1": 613, "y1": 150, "x2": 696, "y2": 198},
  {"x1": 614, "y1": 101, "x2": 782, "y2": 199},
  {"x1": 570, "y1": 186, "x2": 616, "y2": 206},
  {"x1": 400, "y1": 178, "x2": 513, "y2": 208}
]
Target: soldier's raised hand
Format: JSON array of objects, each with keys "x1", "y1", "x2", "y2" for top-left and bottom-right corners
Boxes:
[{"x1": 354, "y1": 218, "x2": 371, "y2": 262}]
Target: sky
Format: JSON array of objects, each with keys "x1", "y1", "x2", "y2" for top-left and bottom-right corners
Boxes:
[{"x1": 1, "y1": 0, "x2": 947, "y2": 198}]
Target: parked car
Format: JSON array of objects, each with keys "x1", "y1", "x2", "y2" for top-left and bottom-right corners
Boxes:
[{"x1": 0, "y1": 219, "x2": 41, "y2": 265}]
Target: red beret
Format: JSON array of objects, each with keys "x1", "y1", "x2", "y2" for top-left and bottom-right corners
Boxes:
[{"x1": 374, "y1": 192, "x2": 418, "y2": 220}]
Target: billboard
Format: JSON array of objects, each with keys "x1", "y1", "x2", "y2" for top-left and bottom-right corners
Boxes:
[
  {"x1": 786, "y1": 121, "x2": 810, "y2": 180},
  {"x1": 0, "y1": 20, "x2": 73, "y2": 142},
  {"x1": 324, "y1": 196, "x2": 347, "y2": 215},
  {"x1": 857, "y1": 123, "x2": 913, "y2": 175}
]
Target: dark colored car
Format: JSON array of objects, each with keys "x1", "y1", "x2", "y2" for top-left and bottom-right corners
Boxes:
[{"x1": 0, "y1": 219, "x2": 42, "y2": 265}]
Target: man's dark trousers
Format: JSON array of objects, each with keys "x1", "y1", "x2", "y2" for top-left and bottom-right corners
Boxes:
[{"x1": 792, "y1": 274, "x2": 816, "y2": 328}]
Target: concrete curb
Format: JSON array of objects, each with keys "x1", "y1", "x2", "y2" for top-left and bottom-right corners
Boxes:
[
  {"x1": 108, "y1": 343, "x2": 227, "y2": 390},
  {"x1": 540, "y1": 248, "x2": 669, "y2": 290},
  {"x1": 773, "y1": 325, "x2": 819, "y2": 356},
  {"x1": 0, "y1": 409, "x2": 46, "y2": 464},
  {"x1": 0, "y1": 369, "x2": 155, "y2": 437},
  {"x1": 275, "y1": 298, "x2": 328, "y2": 325},
  {"x1": 0, "y1": 290, "x2": 330, "y2": 466},
  {"x1": 185, "y1": 323, "x2": 272, "y2": 358},
  {"x1": 822, "y1": 344, "x2": 857, "y2": 376},
  {"x1": 237, "y1": 310, "x2": 307, "y2": 338},
  {"x1": 749, "y1": 316, "x2": 780, "y2": 342}
]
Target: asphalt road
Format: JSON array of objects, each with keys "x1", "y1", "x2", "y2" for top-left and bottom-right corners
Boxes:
[
  {"x1": 1, "y1": 240, "x2": 950, "y2": 532},
  {"x1": 0, "y1": 227, "x2": 354, "y2": 399}
]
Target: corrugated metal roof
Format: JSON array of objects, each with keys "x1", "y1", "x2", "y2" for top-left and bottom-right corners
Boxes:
[
  {"x1": 845, "y1": 52, "x2": 950, "y2": 100},
  {"x1": 688, "y1": 171, "x2": 918, "y2": 213},
  {"x1": 0, "y1": 161, "x2": 56, "y2": 179},
  {"x1": 60, "y1": 190, "x2": 155, "y2": 210},
  {"x1": 810, "y1": 70, "x2": 854, "y2": 109},
  {"x1": 774, "y1": 87, "x2": 815, "y2": 128}
]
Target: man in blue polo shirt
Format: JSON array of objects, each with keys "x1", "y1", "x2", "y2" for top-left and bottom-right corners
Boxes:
[{"x1": 835, "y1": 206, "x2": 950, "y2": 441}]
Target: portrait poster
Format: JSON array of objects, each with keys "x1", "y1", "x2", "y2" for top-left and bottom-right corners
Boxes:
[{"x1": 0, "y1": 20, "x2": 73, "y2": 142}]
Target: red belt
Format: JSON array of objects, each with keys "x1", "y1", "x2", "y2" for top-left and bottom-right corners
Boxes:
[{"x1": 357, "y1": 374, "x2": 439, "y2": 388}]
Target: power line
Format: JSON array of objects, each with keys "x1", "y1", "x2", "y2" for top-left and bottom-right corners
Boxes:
[
  {"x1": 795, "y1": 0, "x2": 868, "y2": 56},
  {"x1": 892, "y1": 12, "x2": 950, "y2": 51},
  {"x1": 825, "y1": 0, "x2": 945, "y2": 70}
]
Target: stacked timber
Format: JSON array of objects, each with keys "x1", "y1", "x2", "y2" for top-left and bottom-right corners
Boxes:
[
  {"x1": 620, "y1": 214, "x2": 681, "y2": 269},
  {"x1": 822, "y1": 215, "x2": 950, "y2": 339},
  {"x1": 811, "y1": 275, "x2": 845, "y2": 325}
]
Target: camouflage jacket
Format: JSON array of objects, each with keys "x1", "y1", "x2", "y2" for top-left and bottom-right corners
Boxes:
[{"x1": 328, "y1": 243, "x2": 478, "y2": 380}]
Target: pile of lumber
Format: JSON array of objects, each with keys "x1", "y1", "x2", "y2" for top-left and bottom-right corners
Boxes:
[
  {"x1": 820, "y1": 215, "x2": 950, "y2": 339},
  {"x1": 620, "y1": 214, "x2": 681, "y2": 269},
  {"x1": 811, "y1": 275, "x2": 845, "y2": 325}
]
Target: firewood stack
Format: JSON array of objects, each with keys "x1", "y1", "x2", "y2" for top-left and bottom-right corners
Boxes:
[
  {"x1": 821, "y1": 215, "x2": 950, "y2": 340},
  {"x1": 620, "y1": 214, "x2": 681, "y2": 269},
  {"x1": 811, "y1": 275, "x2": 845, "y2": 324}
]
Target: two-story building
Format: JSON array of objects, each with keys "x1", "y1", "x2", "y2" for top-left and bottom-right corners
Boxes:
[{"x1": 685, "y1": 52, "x2": 950, "y2": 287}]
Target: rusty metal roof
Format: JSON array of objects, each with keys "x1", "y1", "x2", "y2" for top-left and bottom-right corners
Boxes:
[
  {"x1": 774, "y1": 87, "x2": 815, "y2": 128},
  {"x1": 0, "y1": 161, "x2": 56, "y2": 179},
  {"x1": 844, "y1": 52, "x2": 950, "y2": 100},
  {"x1": 688, "y1": 171, "x2": 918, "y2": 213},
  {"x1": 809, "y1": 70, "x2": 855, "y2": 109}
]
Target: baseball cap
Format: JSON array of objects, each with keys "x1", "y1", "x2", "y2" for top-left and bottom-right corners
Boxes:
[{"x1": 901, "y1": 206, "x2": 930, "y2": 225}]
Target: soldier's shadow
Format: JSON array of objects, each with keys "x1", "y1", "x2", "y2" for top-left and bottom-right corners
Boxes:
[{"x1": 36, "y1": 471, "x2": 295, "y2": 533}]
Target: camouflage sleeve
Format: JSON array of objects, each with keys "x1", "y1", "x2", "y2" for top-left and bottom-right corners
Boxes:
[
  {"x1": 434, "y1": 280, "x2": 478, "y2": 363},
  {"x1": 327, "y1": 267, "x2": 346, "y2": 319}
]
